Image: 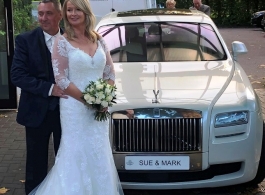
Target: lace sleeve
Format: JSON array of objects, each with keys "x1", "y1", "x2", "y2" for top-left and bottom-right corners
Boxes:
[
  {"x1": 99, "y1": 37, "x2": 115, "y2": 82},
  {"x1": 52, "y1": 36, "x2": 70, "y2": 90}
]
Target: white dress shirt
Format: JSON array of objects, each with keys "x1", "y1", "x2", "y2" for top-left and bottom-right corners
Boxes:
[
  {"x1": 43, "y1": 30, "x2": 61, "y2": 95},
  {"x1": 43, "y1": 30, "x2": 61, "y2": 52}
]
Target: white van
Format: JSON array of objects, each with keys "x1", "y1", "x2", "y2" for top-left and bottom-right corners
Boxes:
[{"x1": 89, "y1": 0, "x2": 157, "y2": 24}]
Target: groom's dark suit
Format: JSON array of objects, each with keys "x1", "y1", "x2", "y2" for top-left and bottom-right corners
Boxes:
[
  {"x1": 198, "y1": 4, "x2": 210, "y2": 16},
  {"x1": 189, "y1": 4, "x2": 211, "y2": 16},
  {"x1": 11, "y1": 27, "x2": 62, "y2": 194}
]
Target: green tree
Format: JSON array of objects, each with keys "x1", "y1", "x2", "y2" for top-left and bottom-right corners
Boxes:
[
  {"x1": 154, "y1": 0, "x2": 265, "y2": 27},
  {"x1": 13, "y1": 0, "x2": 38, "y2": 35}
]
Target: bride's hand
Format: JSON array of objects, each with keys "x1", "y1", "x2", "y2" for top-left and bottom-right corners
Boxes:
[{"x1": 83, "y1": 102, "x2": 93, "y2": 109}]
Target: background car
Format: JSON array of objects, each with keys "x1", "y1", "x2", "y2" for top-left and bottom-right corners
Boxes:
[
  {"x1": 96, "y1": 8, "x2": 265, "y2": 189},
  {"x1": 251, "y1": 10, "x2": 265, "y2": 29},
  {"x1": 261, "y1": 14, "x2": 265, "y2": 31}
]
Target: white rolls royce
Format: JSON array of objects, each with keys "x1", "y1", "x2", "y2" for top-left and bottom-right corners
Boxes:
[{"x1": 95, "y1": 8, "x2": 265, "y2": 189}]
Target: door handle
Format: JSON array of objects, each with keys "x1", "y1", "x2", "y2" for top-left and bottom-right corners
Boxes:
[{"x1": 5, "y1": 7, "x2": 10, "y2": 56}]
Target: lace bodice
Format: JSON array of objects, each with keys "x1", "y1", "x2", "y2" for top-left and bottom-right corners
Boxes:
[{"x1": 52, "y1": 35, "x2": 115, "y2": 91}]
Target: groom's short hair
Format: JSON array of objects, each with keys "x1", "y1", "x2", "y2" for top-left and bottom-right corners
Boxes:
[{"x1": 39, "y1": 0, "x2": 62, "y2": 12}]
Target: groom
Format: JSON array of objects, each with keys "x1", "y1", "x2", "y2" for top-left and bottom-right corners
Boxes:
[{"x1": 10, "y1": 0, "x2": 66, "y2": 194}]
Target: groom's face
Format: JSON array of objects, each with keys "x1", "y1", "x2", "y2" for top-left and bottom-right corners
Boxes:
[{"x1": 38, "y1": 2, "x2": 62, "y2": 35}]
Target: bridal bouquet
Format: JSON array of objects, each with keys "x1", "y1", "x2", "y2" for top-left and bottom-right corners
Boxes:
[{"x1": 82, "y1": 78, "x2": 117, "y2": 121}]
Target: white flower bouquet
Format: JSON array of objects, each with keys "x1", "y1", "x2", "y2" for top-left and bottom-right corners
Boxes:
[{"x1": 82, "y1": 78, "x2": 117, "y2": 121}]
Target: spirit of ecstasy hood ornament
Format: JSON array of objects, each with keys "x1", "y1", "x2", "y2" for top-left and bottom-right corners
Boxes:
[
  {"x1": 152, "y1": 90, "x2": 160, "y2": 103},
  {"x1": 152, "y1": 65, "x2": 160, "y2": 103}
]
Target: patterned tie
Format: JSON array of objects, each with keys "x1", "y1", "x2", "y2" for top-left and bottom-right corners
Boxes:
[{"x1": 47, "y1": 35, "x2": 56, "y2": 52}]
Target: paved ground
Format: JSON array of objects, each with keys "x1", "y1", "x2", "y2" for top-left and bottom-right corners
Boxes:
[
  {"x1": 219, "y1": 27, "x2": 265, "y2": 89},
  {"x1": 0, "y1": 111, "x2": 56, "y2": 195},
  {"x1": 1, "y1": 28, "x2": 265, "y2": 195}
]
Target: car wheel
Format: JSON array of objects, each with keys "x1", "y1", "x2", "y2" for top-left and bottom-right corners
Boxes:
[{"x1": 247, "y1": 122, "x2": 265, "y2": 185}]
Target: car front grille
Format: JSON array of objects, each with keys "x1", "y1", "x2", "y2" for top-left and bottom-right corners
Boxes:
[{"x1": 111, "y1": 118, "x2": 202, "y2": 152}]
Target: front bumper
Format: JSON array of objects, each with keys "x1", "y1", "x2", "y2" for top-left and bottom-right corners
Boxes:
[
  {"x1": 113, "y1": 111, "x2": 263, "y2": 189},
  {"x1": 118, "y1": 140, "x2": 257, "y2": 189}
]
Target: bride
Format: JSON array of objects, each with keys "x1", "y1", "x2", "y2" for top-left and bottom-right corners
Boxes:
[{"x1": 29, "y1": 0, "x2": 124, "y2": 194}]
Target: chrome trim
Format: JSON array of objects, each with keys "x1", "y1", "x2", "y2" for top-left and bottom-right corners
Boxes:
[
  {"x1": 111, "y1": 108, "x2": 202, "y2": 153},
  {"x1": 112, "y1": 108, "x2": 202, "y2": 119},
  {"x1": 215, "y1": 132, "x2": 245, "y2": 138},
  {"x1": 152, "y1": 66, "x2": 160, "y2": 103},
  {"x1": 5, "y1": 7, "x2": 10, "y2": 56}
]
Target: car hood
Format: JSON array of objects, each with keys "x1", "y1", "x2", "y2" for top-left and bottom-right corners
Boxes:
[{"x1": 112, "y1": 60, "x2": 235, "y2": 110}]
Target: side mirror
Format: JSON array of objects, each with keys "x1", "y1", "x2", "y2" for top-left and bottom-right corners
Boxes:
[{"x1": 231, "y1": 41, "x2": 248, "y2": 61}]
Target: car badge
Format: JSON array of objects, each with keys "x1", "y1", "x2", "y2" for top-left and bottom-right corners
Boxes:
[
  {"x1": 152, "y1": 90, "x2": 160, "y2": 103},
  {"x1": 126, "y1": 160, "x2": 134, "y2": 166}
]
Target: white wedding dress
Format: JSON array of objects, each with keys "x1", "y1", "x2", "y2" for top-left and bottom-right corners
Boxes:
[{"x1": 29, "y1": 35, "x2": 124, "y2": 195}]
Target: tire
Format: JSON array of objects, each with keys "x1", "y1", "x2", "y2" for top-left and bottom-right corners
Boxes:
[{"x1": 247, "y1": 122, "x2": 265, "y2": 186}]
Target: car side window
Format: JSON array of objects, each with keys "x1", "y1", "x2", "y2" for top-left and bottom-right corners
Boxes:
[
  {"x1": 125, "y1": 24, "x2": 147, "y2": 62},
  {"x1": 97, "y1": 24, "x2": 147, "y2": 62},
  {"x1": 97, "y1": 25, "x2": 127, "y2": 62}
]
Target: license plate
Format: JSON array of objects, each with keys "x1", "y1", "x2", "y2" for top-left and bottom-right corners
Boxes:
[{"x1": 125, "y1": 156, "x2": 190, "y2": 170}]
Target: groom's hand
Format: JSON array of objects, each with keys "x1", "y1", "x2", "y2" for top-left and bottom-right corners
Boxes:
[{"x1": 52, "y1": 85, "x2": 68, "y2": 99}]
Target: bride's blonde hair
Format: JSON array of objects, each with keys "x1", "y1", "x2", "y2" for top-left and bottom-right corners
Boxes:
[{"x1": 62, "y1": 0, "x2": 99, "y2": 42}]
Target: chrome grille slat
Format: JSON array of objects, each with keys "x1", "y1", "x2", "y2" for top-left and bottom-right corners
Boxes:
[
  {"x1": 171, "y1": 120, "x2": 174, "y2": 152},
  {"x1": 123, "y1": 121, "x2": 128, "y2": 150},
  {"x1": 176, "y1": 119, "x2": 179, "y2": 150},
  {"x1": 152, "y1": 120, "x2": 155, "y2": 151},
  {"x1": 180, "y1": 120, "x2": 185, "y2": 150},
  {"x1": 118, "y1": 122, "x2": 121, "y2": 150},
  {"x1": 193, "y1": 118, "x2": 196, "y2": 150},
  {"x1": 131, "y1": 121, "x2": 134, "y2": 150},
  {"x1": 130, "y1": 120, "x2": 132, "y2": 151},
  {"x1": 112, "y1": 118, "x2": 201, "y2": 152},
  {"x1": 146, "y1": 120, "x2": 148, "y2": 151}
]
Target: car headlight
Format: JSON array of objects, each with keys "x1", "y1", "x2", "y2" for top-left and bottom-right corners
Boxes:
[{"x1": 214, "y1": 111, "x2": 248, "y2": 128}]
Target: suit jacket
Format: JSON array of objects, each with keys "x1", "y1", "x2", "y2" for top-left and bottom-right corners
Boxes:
[
  {"x1": 189, "y1": 4, "x2": 211, "y2": 16},
  {"x1": 199, "y1": 4, "x2": 210, "y2": 16},
  {"x1": 11, "y1": 27, "x2": 63, "y2": 128}
]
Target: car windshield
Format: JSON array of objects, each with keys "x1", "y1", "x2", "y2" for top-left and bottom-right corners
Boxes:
[{"x1": 97, "y1": 22, "x2": 227, "y2": 62}]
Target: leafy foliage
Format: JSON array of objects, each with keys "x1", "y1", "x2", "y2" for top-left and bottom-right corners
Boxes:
[
  {"x1": 13, "y1": 0, "x2": 38, "y2": 35},
  {"x1": 156, "y1": 0, "x2": 265, "y2": 26},
  {"x1": 10, "y1": 0, "x2": 265, "y2": 32}
]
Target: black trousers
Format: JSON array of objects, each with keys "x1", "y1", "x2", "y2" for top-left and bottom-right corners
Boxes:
[{"x1": 25, "y1": 106, "x2": 61, "y2": 195}]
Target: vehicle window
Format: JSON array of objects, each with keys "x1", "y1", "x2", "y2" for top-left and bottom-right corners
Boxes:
[
  {"x1": 97, "y1": 22, "x2": 226, "y2": 62},
  {"x1": 97, "y1": 24, "x2": 146, "y2": 62}
]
